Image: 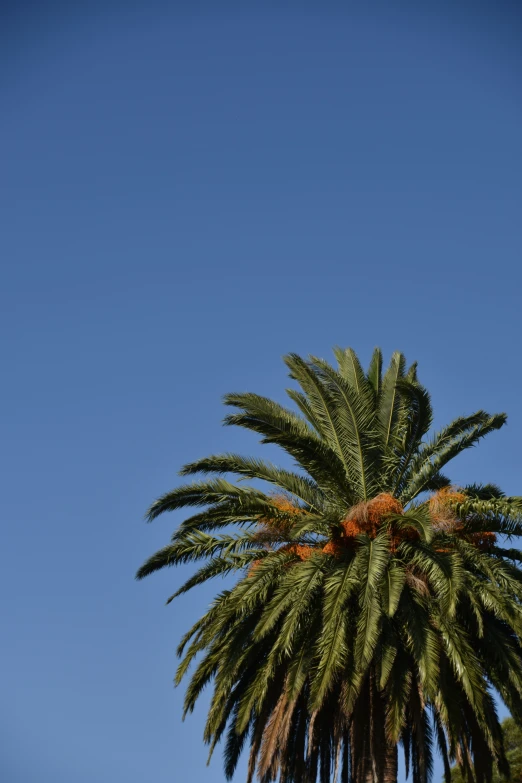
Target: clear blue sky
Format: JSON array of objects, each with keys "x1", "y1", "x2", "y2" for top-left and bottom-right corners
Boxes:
[{"x1": 2, "y1": 3, "x2": 521, "y2": 781}]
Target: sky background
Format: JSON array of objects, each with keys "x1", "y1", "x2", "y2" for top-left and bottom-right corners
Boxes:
[{"x1": 2, "y1": 2, "x2": 522, "y2": 781}]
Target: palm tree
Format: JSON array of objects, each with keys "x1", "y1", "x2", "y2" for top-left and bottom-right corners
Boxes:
[{"x1": 137, "y1": 348, "x2": 522, "y2": 783}]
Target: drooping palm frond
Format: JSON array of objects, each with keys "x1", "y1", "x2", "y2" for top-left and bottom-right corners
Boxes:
[
  {"x1": 145, "y1": 478, "x2": 270, "y2": 520},
  {"x1": 179, "y1": 453, "x2": 324, "y2": 510}
]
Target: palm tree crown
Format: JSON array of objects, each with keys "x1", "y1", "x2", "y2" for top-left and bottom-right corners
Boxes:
[{"x1": 137, "y1": 348, "x2": 522, "y2": 783}]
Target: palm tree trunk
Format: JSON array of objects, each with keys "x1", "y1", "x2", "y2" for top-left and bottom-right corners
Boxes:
[
  {"x1": 382, "y1": 743, "x2": 398, "y2": 783},
  {"x1": 360, "y1": 727, "x2": 397, "y2": 783},
  {"x1": 351, "y1": 669, "x2": 398, "y2": 783}
]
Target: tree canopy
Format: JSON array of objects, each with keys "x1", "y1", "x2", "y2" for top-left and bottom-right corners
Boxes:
[{"x1": 137, "y1": 347, "x2": 522, "y2": 783}]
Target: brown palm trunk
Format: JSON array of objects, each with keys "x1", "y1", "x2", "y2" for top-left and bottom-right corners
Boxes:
[
  {"x1": 358, "y1": 731, "x2": 397, "y2": 783},
  {"x1": 351, "y1": 669, "x2": 398, "y2": 783},
  {"x1": 382, "y1": 744, "x2": 398, "y2": 783}
]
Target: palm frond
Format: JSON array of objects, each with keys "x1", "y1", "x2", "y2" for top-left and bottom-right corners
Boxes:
[
  {"x1": 402, "y1": 413, "x2": 507, "y2": 501},
  {"x1": 179, "y1": 452, "x2": 324, "y2": 510},
  {"x1": 223, "y1": 391, "x2": 353, "y2": 501},
  {"x1": 377, "y1": 351, "x2": 406, "y2": 450},
  {"x1": 310, "y1": 355, "x2": 380, "y2": 500},
  {"x1": 146, "y1": 478, "x2": 268, "y2": 521},
  {"x1": 367, "y1": 347, "x2": 383, "y2": 396}
]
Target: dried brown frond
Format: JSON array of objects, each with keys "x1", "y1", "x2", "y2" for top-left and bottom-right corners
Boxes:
[
  {"x1": 258, "y1": 688, "x2": 298, "y2": 779},
  {"x1": 429, "y1": 487, "x2": 497, "y2": 550},
  {"x1": 405, "y1": 568, "x2": 430, "y2": 597},
  {"x1": 429, "y1": 487, "x2": 466, "y2": 532}
]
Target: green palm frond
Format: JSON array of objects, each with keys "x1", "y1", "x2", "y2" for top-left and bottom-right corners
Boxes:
[
  {"x1": 223, "y1": 391, "x2": 353, "y2": 502},
  {"x1": 136, "y1": 529, "x2": 262, "y2": 578},
  {"x1": 310, "y1": 553, "x2": 363, "y2": 706},
  {"x1": 355, "y1": 534, "x2": 391, "y2": 671},
  {"x1": 284, "y1": 353, "x2": 354, "y2": 468},
  {"x1": 146, "y1": 478, "x2": 269, "y2": 520},
  {"x1": 390, "y1": 380, "x2": 433, "y2": 494},
  {"x1": 311, "y1": 355, "x2": 380, "y2": 500},
  {"x1": 402, "y1": 413, "x2": 507, "y2": 501},
  {"x1": 179, "y1": 453, "x2": 324, "y2": 509},
  {"x1": 367, "y1": 347, "x2": 383, "y2": 396},
  {"x1": 377, "y1": 351, "x2": 407, "y2": 450}
]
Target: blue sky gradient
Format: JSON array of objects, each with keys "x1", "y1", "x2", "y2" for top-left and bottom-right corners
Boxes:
[{"x1": 2, "y1": 3, "x2": 522, "y2": 781}]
